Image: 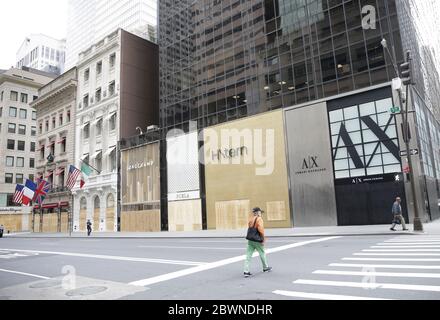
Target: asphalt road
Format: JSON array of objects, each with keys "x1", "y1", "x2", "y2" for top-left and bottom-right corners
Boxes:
[{"x1": 1, "y1": 234, "x2": 440, "y2": 300}]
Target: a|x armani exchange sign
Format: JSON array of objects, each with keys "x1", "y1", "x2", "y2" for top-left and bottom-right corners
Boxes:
[
  {"x1": 295, "y1": 156, "x2": 327, "y2": 175},
  {"x1": 333, "y1": 115, "x2": 400, "y2": 168}
]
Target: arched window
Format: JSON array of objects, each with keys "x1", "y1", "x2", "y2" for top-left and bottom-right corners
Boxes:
[
  {"x1": 80, "y1": 197, "x2": 87, "y2": 210},
  {"x1": 107, "y1": 194, "x2": 115, "y2": 208},
  {"x1": 94, "y1": 196, "x2": 100, "y2": 209}
]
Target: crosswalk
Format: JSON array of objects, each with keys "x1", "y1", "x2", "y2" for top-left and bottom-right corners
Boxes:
[
  {"x1": 0, "y1": 250, "x2": 39, "y2": 260},
  {"x1": 273, "y1": 235, "x2": 440, "y2": 300}
]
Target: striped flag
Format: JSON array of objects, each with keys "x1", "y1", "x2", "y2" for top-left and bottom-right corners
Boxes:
[
  {"x1": 13, "y1": 185, "x2": 24, "y2": 205},
  {"x1": 33, "y1": 179, "x2": 51, "y2": 205},
  {"x1": 22, "y1": 180, "x2": 37, "y2": 206},
  {"x1": 66, "y1": 165, "x2": 81, "y2": 190}
]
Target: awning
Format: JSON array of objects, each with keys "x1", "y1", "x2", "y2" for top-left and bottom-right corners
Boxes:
[
  {"x1": 46, "y1": 141, "x2": 55, "y2": 148},
  {"x1": 45, "y1": 171, "x2": 53, "y2": 179},
  {"x1": 104, "y1": 146, "x2": 117, "y2": 156},
  {"x1": 55, "y1": 167, "x2": 65, "y2": 176},
  {"x1": 60, "y1": 202, "x2": 69, "y2": 208},
  {"x1": 92, "y1": 150, "x2": 102, "y2": 159},
  {"x1": 93, "y1": 117, "x2": 103, "y2": 125},
  {"x1": 57, "y1": 137, "x2": 66, "y2": 144},
  {"x1": 81, "y1": 122, "x2": 90, "y2": 129},
  {"x1": 34, "y1": 203, "x2": 59, "y2": 209},
  {"x1": 80, "y1": 154, "x2": 89, "y2": 161},
  {"x1": 37, "y1": 145, "x2": 45, "y2": 151}
]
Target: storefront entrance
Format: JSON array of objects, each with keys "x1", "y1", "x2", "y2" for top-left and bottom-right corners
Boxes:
[{"x1": 335, "y1": 175, "x2": 408, "y2": 225}]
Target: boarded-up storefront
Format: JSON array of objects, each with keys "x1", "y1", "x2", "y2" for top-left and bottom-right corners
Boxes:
[
  {"x1": 121, "y1": 142, "x2": 160, "y2": 232},
  {"x1": 203, "y1": 110, "x2": 292, "y2": 230}
]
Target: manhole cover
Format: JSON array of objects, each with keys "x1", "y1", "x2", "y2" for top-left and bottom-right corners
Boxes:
[
  {"x1": 29, "y1": 280, "x2": 62, "y2": 289},
  {"x1": 65, "y1": 286, "x2": 108, "y2": 297}
]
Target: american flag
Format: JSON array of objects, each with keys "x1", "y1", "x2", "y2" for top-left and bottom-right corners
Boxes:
[
  {"x1": 66, "y1": 165, "x2": 81, "y2": 190},
  {"x1": 13, "y1": 184, "x2": 24, "y2": 205},
  {"x1": 33, "y1": 179, "x2": 51, "y2": 205}
]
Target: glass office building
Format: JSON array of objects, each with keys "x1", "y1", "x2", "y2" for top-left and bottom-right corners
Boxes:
[{"x1": 159, "y1": 0, "x2": 408, "y2": 132}]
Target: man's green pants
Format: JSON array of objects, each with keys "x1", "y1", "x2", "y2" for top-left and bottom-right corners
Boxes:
[{"x1": 244, "y1": 241, "x2": 269, "y2": 273}]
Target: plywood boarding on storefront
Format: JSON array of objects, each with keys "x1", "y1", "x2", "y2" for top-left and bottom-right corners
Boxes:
[
  {"x1": 61, "y1": 213, "x2": 69, "y2": 233},
  {"x1": 106, "y1": 208, "x2": 115, "y2": 232},
  {"x1": 0, "y1": 214, "x2": 24, "y2": 233},
  {"x1": 33, "y1": 216, "x2": 40, "y2": 233},
  {"x1": 215, "y1": 200, "x2": 250, "y2": 230},
  {"x1": 168, "y1": 200, "x2": 202, "y2": 232},
  {"x1": 204, "y1": 109, "x2": 291, "y2": 230},
  {"x1": 42, "y1": 214, "x2": 58, "y2": 233},
  {"x1": 79, "y1": 209, "x2": 87, "y2": 231},
  {"x1": 93, "y1": 209, "x2": 100, "y2": 232},
  {"x1": 121, "y1": 210, "x2": 161, "y2": 232}
]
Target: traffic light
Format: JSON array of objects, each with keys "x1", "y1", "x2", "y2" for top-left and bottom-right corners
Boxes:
[{"x1": 400, "y1": 51, "x2": 412, "y2": 86}]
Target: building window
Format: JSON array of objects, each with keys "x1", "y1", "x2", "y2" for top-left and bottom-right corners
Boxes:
[
  {"x1": 52, "y1": 117, "x2": 56, "y2": 129},
  {"x1": 109, "y1": 53, "x2": 116, "y2": 68},
  {"x1": 8, "y1": 123, "x2": 16, "y2": 133},
  {"x1": 40, "y1": 144, "x2": 45, "y2": 160},
  {"x1": 6, "y1": 156, "x2": 14, "y2": 167},
  {"x1": 96, "y1": 118, "x2": 103, "y2": 136},
  {"x1": 39, "y1": 122, "x2": 43, "y2": 134},
  {"x1": 59, "y1": 113, "x2": 63, "y2": 126},
  {"x1": 83, "y1": 95, "x2": 89, "y2": 108},
  {"x1": 18, "y1": 125, "x2": 26, "y2": 135},
  {"x1": 32, "y1": 110, "x2": 37, "y2": 120},
  {"x1": 21, "y1": 93, "x2": 28, "y2": 103},
  {"x1": 16, "y1": 174, "x2": 24, "y2": 184},
  {"x1": 30, "y1": 142, "x2": 35, "y2": 152},
  {"x1": 45, "y1": 120, "x2": 49, "y2": 131},
  {"x1": 49, "y1": 141, "x2": 55, "y2": 156},
  {"x1": 9, "y1": 107, "x2": 17, "y2": 117},
  {"x1": 109, "y1": 113, "x2": 116, "y2": 131},
  {"x1": 95, "y1": 152, "x2": 102, "y2": 173},
  {"x1": 5, "y1": 173, "x2": 13, "y2": 184},
  {"x1": 31, "y1": 126, "x2": 36, "y2": 136},
  {"x1": 29, "y1": 174, "x2": 34, "y2": 182},
  {"x1": 19, "y1": 109, "x2": 27, "y2": 119},
  {"x1": 7, "y1": 140, "x2": 15, "y2": 150},
  {"x1": 110, "y1": 149, "x2": 116, "y2": 172},
  {"x1": 96, "y1": 88, "x2": 102, "y2": 102},
  {"x1": 84, "y1": 123, "x2": 90, "y2": 139},
  {"x1": 60, "y1": 137, "x2": 66, "y2": 153},
  {"x1": 109, "y1": 81, "x2": 115, "y2": 96},
  {"x1": 30, "y1": 158, "x2": 35, "y2": 168},
  {"x1": 84, "y1": 68, "x2": 90, "y2": 82},
  {"x1": 67, "y1": 110, "x2": 71, "y2": 122},
  {"x1": 10, "y1": 91, "x2": 18, "y2": 101},
  {"x1": 96, "y1": 61, "x2": 102, "y2": 75},
  {"x1": 17, "y1": 157, "x2": 24, "y2": 167},
  {"x1": 0, "y1": 107, "x2": 2, "y2": 117},
  {"x1": 33, "y1": 95, "x2": 38, "y2": 101},
  {"x1": 18, "y1": 141, "x2": 25, "y2": 151},
  {"x1": 0, "y1": 91, "x2": 3, "y2": 102}
]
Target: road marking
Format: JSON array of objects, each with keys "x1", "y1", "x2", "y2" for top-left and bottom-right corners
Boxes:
[
  {"x1": 272, "y1": 290, "x2": 390, "y2": 300},
  {"x1": 373, "y1": 245, "x2": 440, "y2": 248},
  {"x1": 129, "y1": 236, "x2": 341, "y2": 287},
  {"x1": 0, "y1": 248, "x2": 205, "y2": 266},
  {"x1": 343, "y1": 257, "x2": 440, "y2": 262},
  {"x1": 314, "y1": 270, "x2": 440, "y2": 278},
  {"x1": 0, "y1": 268, "x2": 50, "y2": 280},
  {"x1": 377, "y1": 243, "x2": 440, "y2": 246},
  {"x1": 386, "y1": 239, "x2": 440, "y2": 242},
  {"x1": 294, "y1": 279, "x2": 440, "y2": 292},
  {"x1": 355, "y1": 253, "x2": 440, "y2": 256},
  {"x1": 364, "y1": 249, "x2": 440, "y2": 252},
  {"x1": 137, "y1": 245, "x2": 244, "y2": 250},
  {"x1": 329, "y1": 263, "x2": 440, "y2": 270}
]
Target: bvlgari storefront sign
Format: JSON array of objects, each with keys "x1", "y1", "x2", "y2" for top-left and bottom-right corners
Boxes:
[{"x1": 295, "y1": 156, "x2": 327, "y2": 175}]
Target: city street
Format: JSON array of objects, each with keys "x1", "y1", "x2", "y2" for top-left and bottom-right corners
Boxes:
[{"x1": 1, "y1": 233, "x2": 440, "y2": 300}]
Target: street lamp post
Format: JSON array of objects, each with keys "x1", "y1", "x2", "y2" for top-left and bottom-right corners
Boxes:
[{"x1": 381, "y1": 39, "x2": 424, "y2": 232}]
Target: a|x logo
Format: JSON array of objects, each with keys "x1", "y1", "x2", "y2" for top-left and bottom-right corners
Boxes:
[{"x1": 333, "y1": 115, "x2": 399, "y2": 168}]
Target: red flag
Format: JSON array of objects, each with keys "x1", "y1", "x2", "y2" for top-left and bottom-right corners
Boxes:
[{"x1": 80, "y1": 177, "x2": 85, "y2": 189}]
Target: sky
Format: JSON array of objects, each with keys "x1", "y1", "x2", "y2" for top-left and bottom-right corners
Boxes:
[{"x1": 0, "y1": 0, "x2": 68, "y2": 70}]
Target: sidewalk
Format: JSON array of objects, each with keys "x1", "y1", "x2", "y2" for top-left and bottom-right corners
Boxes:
[{"x1": 5, "y1": 220, "x2": 440, "y2": 239}]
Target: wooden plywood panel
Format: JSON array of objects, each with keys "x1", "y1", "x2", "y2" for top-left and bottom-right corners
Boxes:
[
  {"x1": 33, "y1": 215, "x2": 41, "y2": 233},
  {"x1": 93, "y1": 209, "x2": 100, "y2": 232},
  {"x1": 79, "y1": 210, "x2": 87, "y2": 231},
  {"x1": 42, "y1": 214, "x2": 58, "y2": 233},
  {"x1": 266, "y1": 201, "x2": 287, "y2": 221},
  {"x1": 215, "y1": 200, "x2": 250, "y2": 230},
  {"x1": 61, "y1": 213, "x2": 69, "y2": 233},
  {"x1": 121, "y1": 210, "x2": 160, "y2": 232},
  {"x1": 0, "y1": 214, "x2": 22, "y2": 233},
  {"x1": 106, "y1": 208, "x2": 115, "y2": 232},
  {"x1": 168, "y1": 200, "x2": 202, "y2": 232}
]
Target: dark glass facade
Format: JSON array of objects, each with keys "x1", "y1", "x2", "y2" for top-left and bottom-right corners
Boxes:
[{"x1": 159, "y1": 0, "x2": 403, "y2": 132}]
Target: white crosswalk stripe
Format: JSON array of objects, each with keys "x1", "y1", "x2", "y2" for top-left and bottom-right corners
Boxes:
[{"x1": 273, "y1": 236, "x2": 440, "y2": 300}]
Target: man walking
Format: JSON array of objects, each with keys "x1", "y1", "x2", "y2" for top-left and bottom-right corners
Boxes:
[
  {"x1": 390, "y1": 197, "x2": 409, "y2": 231},
  {"x1": 87, "y1": 220, "x2": 92, "y2": 236},
  {"x1": 244, "y1": 207, "x2": 272, "y2": 278}
]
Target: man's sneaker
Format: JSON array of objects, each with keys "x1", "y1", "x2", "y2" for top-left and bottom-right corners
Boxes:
[
  {"x1": 390, "y1": 228, "x2": 396, "y2": 231},
  {"x1": 263, "y1": 267, "x2": 273, "y2": 273},
  {"x1": 244, "y1": 272, "x2": 252, "y2": 278}
]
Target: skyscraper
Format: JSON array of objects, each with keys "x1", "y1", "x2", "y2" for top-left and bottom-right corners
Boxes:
[{"x1": 65, "y1": 0, "x2": 157, "y2": 69}]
